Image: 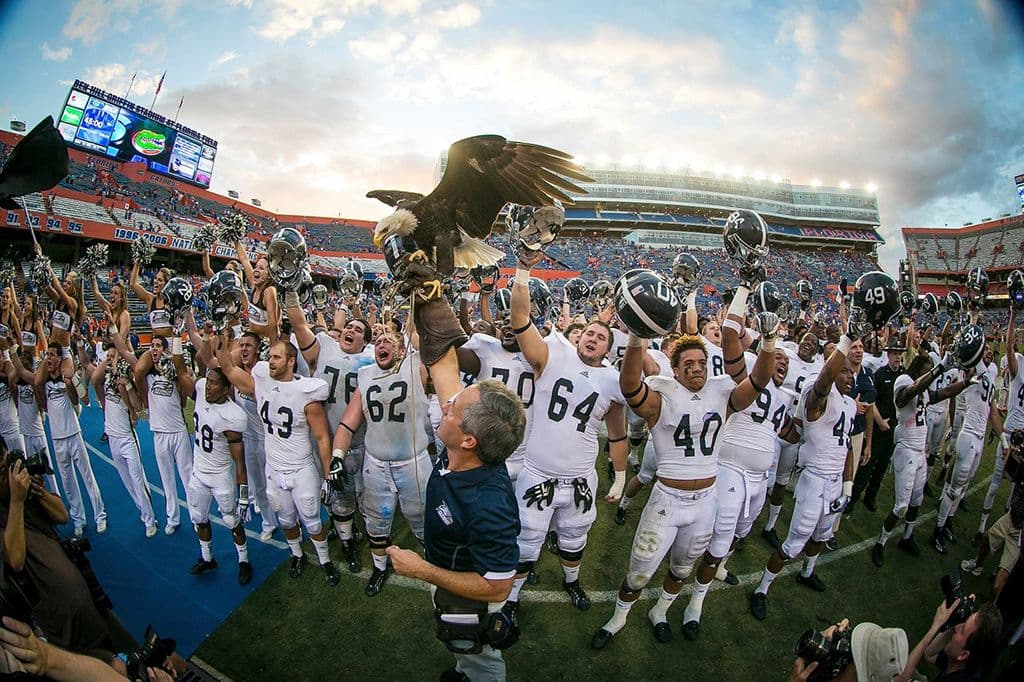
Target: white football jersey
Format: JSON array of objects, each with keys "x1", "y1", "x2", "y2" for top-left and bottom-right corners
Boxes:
[
  {"x1": 0, "y1": 381, "x2": 18, "y2": 434},
  {"x1": 720, "y1": 364, "x2": 793, "y2": 472},
  {"x1": 893, "y1": 374, "x2": 929, "y2": 452},
  {"x1": 646, "y1": 374, "x2": 731, "y2": 480},
  {"x1": 782, "y1": 348, "x2": 823, "y2": 403},
  {"x1": 233, "y1": 386, "x2": 263, "y2": 440},
  {"x1": 103, "y1": 384, "x2": 134, "y2": 438},
  {"x1": 960, "y1": 361, "x2": 997, "y2": 439},
  {"x1": 861, "y1": 353, "x2": 886, "y2": 374},
  {"x1": 16, "y1": 382, "x2": 44, "y2": 438},
  {"x1": 701, "y1": 335, "x2": 726, "y2": 378},
  {"x1": 610, "y1": 328, "x2": 629, "y2": 366},
  {"x1": 926, "y1": 353, "x2": 959, "y2": 417},
  {"x1": 192, "y1": 379, "x2": 250, "y2": 476},
  {"x1": 44, "y1": 377, "x2": 80, "y2": 440},
  {"x1": 798, "y1": 385, "x2": 856, "y2": 476},
  {"x1": 359, "y1": 351, "x2": 431, "y2": 461},
  {"x1": 648, "y1": 348, "x2": 673, "y2": 377},
  {"x1": 311, "y1": 332, "x2": 375, "y2": 438},
  {"x1": 1004, "y1": 353, "x2": 1024, "y2": 430},
  {"x1": 252, "y1": 361, "x2": 329, "y2": 471},
  {"x1": 524, "y1": 333, "x2": 622, "y2": 478},
  {"x1": 147, "y1": 373, "x2": 186, "y2": 434},
  {"x1": 462, "y1": 333, "x2": 535, "y2": 466}
]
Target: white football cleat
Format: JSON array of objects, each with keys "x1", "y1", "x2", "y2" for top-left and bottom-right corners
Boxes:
[
  {"x1": 96, "y1": 519, "x2": 107, "y2": 534},
  {"x1": 145, "y1": 523, "x2": 158, "y2": 538}
]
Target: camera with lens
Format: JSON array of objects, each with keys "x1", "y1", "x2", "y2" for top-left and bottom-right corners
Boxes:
[
  {"x1": 61, "y1": 537, "x2": 113, "y2": 613},
  {"x1": 4, "y1": 448, "x2": 53, "y2": 478},
  {"x1": 1004, "y1": 430, "x2": 1024, "y2": 485},
  {"x1": 793, "y1": 626, "x2": 853, "y2": 680},
  {"x1": 939, "y1": 566, "x2": 977, "y2": 632},
  {"x1": 125, "y1": 625, "x2": 176, "y2": 681}
]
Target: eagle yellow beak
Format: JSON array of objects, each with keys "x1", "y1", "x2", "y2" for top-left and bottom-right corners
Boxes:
[{"x1": 373, "y1": 230, "x2": 384, "y2": 249}]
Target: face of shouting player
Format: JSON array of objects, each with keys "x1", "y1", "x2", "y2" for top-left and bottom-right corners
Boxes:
[
  {"x1": 375, "y1": 334, "x2": 402, "y2": 370},
  {"x1": 205, "y1": 369, "x2": 232, "y2": 403},
  {"x1": 340, "y1": 320, "x2": 368, "y2": 355},
  {"x1": 773, "y1": 349, "x2": 790, "y2": 386},
  {"x1": 237, "y1": 335, "x2": 258, "y2": 367},
  {"x1": 576, "y1": 322, "x2": 611, "y2": 367}
]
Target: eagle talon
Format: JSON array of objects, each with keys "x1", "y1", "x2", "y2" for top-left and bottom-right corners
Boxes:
[
  {"x1": 407, "y1": 249, "x2": 429, "y2": 265},
  {"x1": 418, "y1": 279, "x2": 442, "y2": 301}
]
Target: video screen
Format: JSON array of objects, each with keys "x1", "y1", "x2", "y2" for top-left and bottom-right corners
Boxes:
[{"x1": 57, "y1": 81, "x2": 217, "y2": 189}]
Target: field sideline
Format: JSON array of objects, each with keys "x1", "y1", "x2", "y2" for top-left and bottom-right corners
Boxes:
[{"x1": 195, "y1": 439, "x2": 1011, "y2": 681}]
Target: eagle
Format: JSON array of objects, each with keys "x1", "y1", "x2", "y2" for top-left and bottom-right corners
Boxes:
[{"x1": 369, "y1": 134, "x2": 591, "y2": 279}]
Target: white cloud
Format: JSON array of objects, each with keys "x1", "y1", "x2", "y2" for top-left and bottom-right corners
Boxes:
[
  {"x1": 80, "y1": 64, "x2": 164, "y2": 98},
  {"x1": 41, "y1": 42, "x2": 72, "y2": 62},
  {"x1": 427, "y1": 2, "x2": 480, "y2": 30},
  {"x1": 214, "y1": 51, "x2": 239, "y2": 66},
  {"x1": 62, "y1": 0, "x2": 182, "y2": 46}
]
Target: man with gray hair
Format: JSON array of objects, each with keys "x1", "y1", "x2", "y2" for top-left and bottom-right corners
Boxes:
[{"x1": 388, "y1": 321, "x2": 526, "y2": 681}]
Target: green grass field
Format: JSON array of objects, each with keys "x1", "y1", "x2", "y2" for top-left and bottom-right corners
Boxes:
[{"x1": 195, "y1": 440, "x2": 1011, "y2": 681}]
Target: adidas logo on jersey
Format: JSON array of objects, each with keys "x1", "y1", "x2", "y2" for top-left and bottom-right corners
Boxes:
[
  {"x1": 691, "y1": 395, "x2": 701, "y2": 401},
  {"x1": 580, "y1": 370, "x2": 589, "y2": 377}
]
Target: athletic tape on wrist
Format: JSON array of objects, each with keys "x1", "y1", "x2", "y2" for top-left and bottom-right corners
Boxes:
[
  {"x1": 727, "y1": 285, "x2": 750, "y2": 319},
  {"x1": 837, "y1": 336, "x2": 852, "y2": 356},
  {"x1": 515, "y1": 268, "x2": 531, "y2": 282},
  {"x1": 722, "y1": 319, "x2": 742, "y2": 334}
]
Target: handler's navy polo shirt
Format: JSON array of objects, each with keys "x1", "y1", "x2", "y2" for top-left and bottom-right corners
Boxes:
[
  {"x1": 848, "y1": 366, "x2": 876, "y2": 436},
  {"x1": 424, "y1": 450, "x2": 520, "y2": 580}
]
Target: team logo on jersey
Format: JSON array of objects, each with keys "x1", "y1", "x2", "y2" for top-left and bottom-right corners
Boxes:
[
  {"x1": 151, "y1": 378, "x2": 175, "y2": 398},
  {"x1": 435, "y1": 501, "x2": 453, "y2": 526}
]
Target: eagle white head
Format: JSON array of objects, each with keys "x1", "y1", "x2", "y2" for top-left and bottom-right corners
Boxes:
[{"x1": 373, "y1": 208, "x2": 419, "y2": 249}]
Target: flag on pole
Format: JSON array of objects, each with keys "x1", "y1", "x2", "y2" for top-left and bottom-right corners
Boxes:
[
  {"x1": 150, "y1": 70, "x2": 166, "y2": 110},
  {"x1": 173, "y1": 96, "x2": 184, "y2": 122}
]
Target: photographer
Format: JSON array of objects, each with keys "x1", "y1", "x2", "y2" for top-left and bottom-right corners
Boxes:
[
  {"x1": 961, "y1": 430, "x2": 1024, "y2": 597},
  {"x1": 787, "y1": 618, "x2": 909, "y2": 682},
  {"x1": 0, "y1": 449, "x2": 115, "y2": 664},
  {"x1": 384, "y1": 292, "x2": 525, "y2": 682},
  {"x1": 900, "y1": 596, "x2": 1003, "y2": 681}
]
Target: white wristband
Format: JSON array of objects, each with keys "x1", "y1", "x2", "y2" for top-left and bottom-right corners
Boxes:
[
  {"x1": 171, "y1": 337, "x2": 183, "y2": 355},
  {"x1": 761, "y1": 337, "x2": 775, "y2": 353},
  {"x1": 109, "y1": 325, "x2": 118, "y2": 336},
  {"x1": 687, "y1": 289, "x2": 697, "y2": 306},
  {"x1": 332, "y1": 448, "x2": 344, "y2": 460},
  {"x1": 727, "y1": 285, "x2": 750, "y2": 320},
  {"x1": 837, "y1": 335, "x2": 852, "y2": 356},
  {"x1": 722, "y1": 319, "x2": 742, "y2": 334},
  {"x1": 626, "y1": 332, "x2": 644, "y2": 348},
  {"x1": 515, "y1": 267, "x2": 531, "y2": 282},
  {"x1": 842, "y1": 481, "x2": 853, "y2": 497}
]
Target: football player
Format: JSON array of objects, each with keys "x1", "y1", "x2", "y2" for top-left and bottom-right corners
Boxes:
[
  {"x1": 186, "y1": 368, "x2": 253, "y2": 584},
  {"x1": 934, "y1": 325, "x2": 1006, "y2": 553},
  {"x1": 218, "y1": 335, "x2": 339, "y2": 586},
  {"x1": 749, "y1": 326, "x2": 858, "y2": 620},
  {"x1": 977, "y1": 309, "x2": 1023, "y2": 540},
  {"x1": 870, "y1": 352, "x2": 969, "y2": 566},
  {"x1": 330, "y1": 331, "x2": 431, "y2": 596},
  {"x1": 286, "y1": 292, "x2": 375, "y2": 573},
  {"x1": 762, "y1": 332, "x2": 822, "y2": 549},
  {"x1": 502, "y1": 250, "x2": 627, "y2": 621},
  {"x1": 591, "y1": 269, "x2": 780, "y2": 648}
]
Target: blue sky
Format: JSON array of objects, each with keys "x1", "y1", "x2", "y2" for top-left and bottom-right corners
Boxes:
[{"x1": 1, "y1": 0, "x2": 1022, "y2": 272}]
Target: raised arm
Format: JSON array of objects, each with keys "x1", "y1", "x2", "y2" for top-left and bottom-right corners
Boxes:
[
  {"x1": 215, "y1": 332, "x2": 255, "y2": 396},
  {"x1": 90, "y1": 276, "x2": 111, "y2": 316},
  {"x1": 170, "y1": 337, "x2": 196, "y2": 400},
  {"x1": 619, "y1": 336, "x2": 661, "y2": 423},
  {"x1": 806, "y1": 339, "x2": 853, "y2": 423},
  {"x1": 202, "y1": 252, "x2": 214, "y2": 279},
  {"x1": 510, "y1": 252, "x2": 549, "y2": 375},
  {"x1": 234, "y1": 239, "x2": 256, "y2": 288},
  {"x1": 184, "y1": 309, "x2": 216, "y2": 369},
  {"x1": 1008, "y1": 307, "x2": 1018, "y2": 380},
  {"x1": 284, "y1": 291, "x2": 319, "y2": 369},
  {"x1": 129, "y1": 262, "x2": 154, "y2": 305}
]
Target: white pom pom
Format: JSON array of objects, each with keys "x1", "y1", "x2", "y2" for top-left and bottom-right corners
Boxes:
[
  {"x1": 131, "y1": 239, "x2": 156, "y2": 266},
  {"x1": 192, "y1": 225, "x2": 217, "y2": 252},
  {"x1": 217, "y1": 214, "x2": 247, "y2": 244}
]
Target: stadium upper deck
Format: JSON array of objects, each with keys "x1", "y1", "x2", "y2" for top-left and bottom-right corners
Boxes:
[
  {"x1": 436, "y1": 154, "x2": 883, "y2": 251},
  {"x1": 902, "y1": 214, "x2": 1024, "y2": 276}
]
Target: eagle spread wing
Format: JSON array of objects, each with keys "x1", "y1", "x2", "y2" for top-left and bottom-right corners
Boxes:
[{"x1": 372, "y1": 135, "x2": 591, "y2": 276}]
